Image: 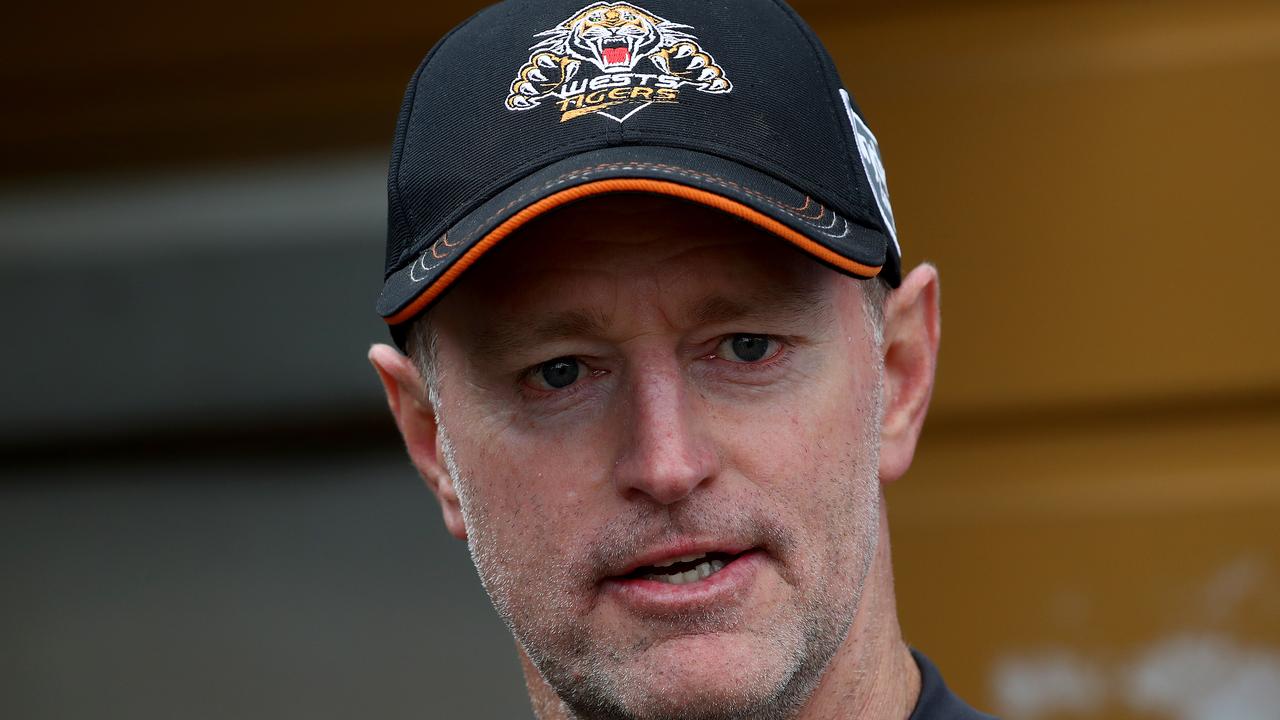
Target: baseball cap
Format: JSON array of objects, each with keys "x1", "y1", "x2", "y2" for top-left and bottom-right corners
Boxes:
[{"x1": 378, "y1": 0, "x2": 901, "y2": 349}]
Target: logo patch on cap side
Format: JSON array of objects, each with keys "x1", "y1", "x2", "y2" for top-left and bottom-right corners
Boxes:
[
  {"x1": 840, "y1": 89, "x2": 899, "y2": 256},
  {"x1": 505, "y1": 2, "x2": 732, "y2": 124}
]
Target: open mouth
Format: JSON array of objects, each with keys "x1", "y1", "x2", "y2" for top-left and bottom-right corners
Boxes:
[
  {"x1": 600, "y1": 38, "x2": 631, "y2": 66},
  {"x1": 624, "y1": 551, "x2": 741, "y2": 586}
]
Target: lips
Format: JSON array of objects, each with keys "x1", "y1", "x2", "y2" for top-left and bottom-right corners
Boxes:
[
  {"x1": 601, "y1": 548, "x2": 767, "y2": 613},
  {"x1": 625, "y1": 551, "x2": 738, "y2": 585},
  {"x1": 612, "y1": 541, "x2": 752, "y2": 580},
  {"x1": 605, "y1": 542, "x2": 757, "y2": 590}
]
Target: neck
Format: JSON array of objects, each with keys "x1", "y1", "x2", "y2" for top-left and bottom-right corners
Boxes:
[{"x1": 521, "y1": 501, "x2": 920, "y2": 720}]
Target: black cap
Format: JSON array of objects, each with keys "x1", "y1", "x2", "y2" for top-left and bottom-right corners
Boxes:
[{"x1": 378, "y1": 0, "x2": 901, "y2": 345}]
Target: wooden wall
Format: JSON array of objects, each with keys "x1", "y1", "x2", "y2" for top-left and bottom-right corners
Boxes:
[{"x1": 832, "y1": 3, "x2": 1280, "y2": 715}]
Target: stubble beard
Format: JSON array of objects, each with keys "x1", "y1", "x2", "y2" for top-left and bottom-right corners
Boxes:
[
  {"x1": 525, "y1": 486, "x2": 879, "y2": 720},
  {"x1": 439, "y1": 379, "x2": 884, "y2": 720}
]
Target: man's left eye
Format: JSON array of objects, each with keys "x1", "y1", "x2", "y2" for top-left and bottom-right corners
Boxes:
[{"x1": 716, "y1": 334, "x2": 779, "y2": 363}]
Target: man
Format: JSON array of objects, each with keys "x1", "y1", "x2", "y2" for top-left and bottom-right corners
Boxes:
[{"x1": 369, "y1": 1, "x2": 994, "y2": 718}]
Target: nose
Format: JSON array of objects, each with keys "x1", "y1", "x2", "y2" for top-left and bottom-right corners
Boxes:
[{"x1": 612, "y1": 364, "x2": 720, "y2": 505}]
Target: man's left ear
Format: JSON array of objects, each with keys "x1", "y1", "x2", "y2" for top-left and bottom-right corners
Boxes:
[{"x1": 878, "y1": 264, "x2": 941, "y2": 483}]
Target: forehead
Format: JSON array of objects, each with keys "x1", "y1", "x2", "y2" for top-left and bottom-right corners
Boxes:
[{"x1": 433, "y1": 194, "x2": 844, "y2": 323}]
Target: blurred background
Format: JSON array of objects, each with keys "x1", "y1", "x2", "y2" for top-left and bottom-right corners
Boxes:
[{"x1": 4, "y1": 1, "x2": 1278, "y2": 718}]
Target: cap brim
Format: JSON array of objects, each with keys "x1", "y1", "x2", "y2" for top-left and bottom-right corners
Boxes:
[{"x1": 377, "y1": 145, "x2": 897, "y2": 329}]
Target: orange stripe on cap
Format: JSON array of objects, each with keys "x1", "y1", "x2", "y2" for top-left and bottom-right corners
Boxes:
[{"x1": 383, "y1": 178, "x2": 882, "y2": 326}]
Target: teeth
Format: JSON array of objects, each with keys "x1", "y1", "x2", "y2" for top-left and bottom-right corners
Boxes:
[
  {"x1": 644, "y1": 558, "x2": 727, "y2": 585},
  {"x1": 652, "y1": 553, "x2": 706, "y2": 568}
]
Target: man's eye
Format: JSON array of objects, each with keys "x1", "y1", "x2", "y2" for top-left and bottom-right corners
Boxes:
[
  {"x1": 717, "y1": 334, "x2": 778, "y2": 363},
  {"x1": 530, "y1": 357, "x2": 582, "y2": 390}
]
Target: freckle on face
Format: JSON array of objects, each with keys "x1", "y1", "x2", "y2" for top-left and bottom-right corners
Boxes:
[{"x1": 429, "y1": 194, "x2": 884, "y2": 720}]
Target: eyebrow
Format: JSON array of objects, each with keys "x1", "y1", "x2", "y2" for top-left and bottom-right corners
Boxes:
[
  {"x1": 689, "y1": 283, "x2": 832, "y2": 328},
  {"x1": 468, "y1": 283, "x2": 833, "y2": 361},
  {"x1": 470, "y1": 307, "x2": 613, "y2": 360}
]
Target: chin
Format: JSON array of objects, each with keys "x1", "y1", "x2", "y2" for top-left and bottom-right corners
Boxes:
[{"x1": 566, "y1": 632, "x2": 804, "y2": 720}]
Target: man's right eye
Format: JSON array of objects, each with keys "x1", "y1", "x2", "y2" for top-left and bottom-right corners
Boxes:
[{"x1": 529, "y1": 357, "x2": 582, "y2": 390}]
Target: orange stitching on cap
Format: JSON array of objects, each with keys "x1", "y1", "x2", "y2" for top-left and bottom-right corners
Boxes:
[
  {"x1": 789, "y1": 195, "x2": 823, "y2": 220},
  {"x1": 384, "y1": 178, "x2": 880, "y2": 326},
  {"x1": 552, "y1": 161, "x2": 827, "y2": 222},
  {"x1": 636, "y1": 162, "x2": 818, "y2": 215},
  {"x1": 405, "y1": 160, "x2": 829, "y2": 268}
]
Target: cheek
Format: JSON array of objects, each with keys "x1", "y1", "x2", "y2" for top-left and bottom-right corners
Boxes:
[
  {"x1": 709, "y1": 364, "x2": 881, "y2": 581},
  {"x1": 712, "y1": 354, "x2": 877, "y2": 483},
  {"x1": 714, "y1": 403, "x2": 868, "y2": 521},
  {"x1": 444, "y1": 404, "x2": 615, "y2": 555},
  {"x1": 443, "y1": 426, "x2": 603, "y2": 629}
]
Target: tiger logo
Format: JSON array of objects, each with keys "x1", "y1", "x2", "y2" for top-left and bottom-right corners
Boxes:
[{"x1": 505, "y1": 2, "x2": 732, "y2": 123}]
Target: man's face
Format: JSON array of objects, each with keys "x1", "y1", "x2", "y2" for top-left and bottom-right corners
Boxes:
[{"x1": 426, "y1": 195, "x2": 885, "y2": 719}]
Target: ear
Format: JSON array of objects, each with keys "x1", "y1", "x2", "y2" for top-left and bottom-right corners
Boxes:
[
  {"x1": 878, "y1": 264, "x2": 941, "y2": 483},
  {"x1": 368, "y1": 343, "x2": 468, "y2": 540}
]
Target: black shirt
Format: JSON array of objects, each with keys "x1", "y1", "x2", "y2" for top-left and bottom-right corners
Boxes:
[{"x1": 908, "y1": 650, "x2": 999, "y2": 719}]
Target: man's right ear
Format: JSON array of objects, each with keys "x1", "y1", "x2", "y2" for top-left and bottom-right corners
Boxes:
[{"x1": 368, "y1": 343, "x2": 468, "y2": 541}]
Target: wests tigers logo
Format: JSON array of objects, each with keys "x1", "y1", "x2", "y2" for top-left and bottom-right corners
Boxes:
[{"x1": 505, "y1": 2, "x2": 732, "y2": 123}]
